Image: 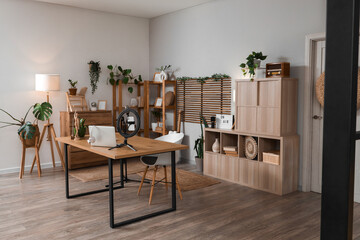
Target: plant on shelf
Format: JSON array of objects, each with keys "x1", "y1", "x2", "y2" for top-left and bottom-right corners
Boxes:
[
  {"x1": 176, "y1": 73, "x2": 231, "y2": 84},
  {"x1": 88, "y1": 60, "x2": 101, "y2": 94},
  {"x1": 156, "y1": 65, "x2": 172, "y2": 72},
  {"x1": 68, "y1": 79, "x2": 78, "y2": 96},
  {"x1": 211, "y1": 73, "x2": 230, "y2": 81},
  {"x1": 0, "y1": 102, "x2": 52, "y2": 144},
  {"x1": 194, "y1": 114, "x2": 208, "y2": 171},
  {"x1": 239, "y1": 51, "x2": 267, "y2": 80},
  {"x1": 151, "y1": 109, "x2": 161, "y2": 131},
  {"x1": 107, "y1": 65, "x2": 142, "y2": 93},
  {"x1": 73, "y1": 118, "x2": 87, "y2": 138}
]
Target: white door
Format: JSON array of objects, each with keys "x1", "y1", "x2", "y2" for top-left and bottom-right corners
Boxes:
[{"x1": 310, "y1": 40, "x2": 325, "y2": 193}]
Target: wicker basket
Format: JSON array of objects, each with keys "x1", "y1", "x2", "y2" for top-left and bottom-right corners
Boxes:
[{"x1": 316, "y1": 69, "x2": 360, "y2": 109}]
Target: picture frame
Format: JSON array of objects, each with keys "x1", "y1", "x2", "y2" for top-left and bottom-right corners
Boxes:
[
  {"x1": 153, "y1": 72, "x2": 162, "y2": 82},
  {"x1": 155, "y1": 97, "x2": 163, "y2": 107},
  {"x1": 98, "y1": 100, "x2": 107, "y2": 110},
  {"x1": 216, "y1": 114, "x2": 234, "y2": 129}
]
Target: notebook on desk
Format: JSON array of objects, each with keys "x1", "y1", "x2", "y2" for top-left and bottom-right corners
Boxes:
[{"x1": 88, "y1": 126, "x2": 117, "y2": 147}]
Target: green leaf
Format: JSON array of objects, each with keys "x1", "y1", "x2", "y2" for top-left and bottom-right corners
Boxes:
[
  {"x1": 134, "y1": 79, "x2": 138, "y2": 84},
  {"x1": 118, "y1": 66, "x2": 123, "y2": 72},
  {"x1": 110, "y1": 72, "x2": 114, "y2": 78},
  {"x1": 123, "y1": 77, "x2": 129, "y2": 84},
  {"x1": 116, "y1": 79, "x2": 120, "y2": 86},
  {"x1": 128, "y1": 87, "x2": 133, "y2": 93},
  {"x1": 107, "y1": 65, "x2": 113, "y2": 70},
  {"x1": 18, "y1": 122, "x2": 36, "y2": 139},
  {"x1": 109, "y1": 78, "x2": 115, "y2": 85},
  {"x1": 240, "y1": 63, "x2": 246, "y2": 68},
  {"x1": 33, "y1": 102, "x2": 52, "y2": 121},
  {"x1": 124, "y1": 69, "x2": 132, "y2": 75},
  {"x1": 138, "y1": 75, "x2": 142, "y2": 82}
]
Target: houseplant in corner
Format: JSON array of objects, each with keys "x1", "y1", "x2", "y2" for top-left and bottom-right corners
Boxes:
[
  {"x1": 151, "y1": 109, "x2": 161, "y2": 131},
  {"x1": 68, "y1": 79, "x2": 78, "y2": 96},
  {"x1": 0, "y1": 102, "x2": 53, "y2": 145},
  {"x1": 88, "y1": 60, "x2": 101, "y2": 94},
  {"x1": 194, "y1": 114, "x2": 208, "y2": 172},
  {"x1": 239, "y1": 51, "x2": 267, "y2": 81}
]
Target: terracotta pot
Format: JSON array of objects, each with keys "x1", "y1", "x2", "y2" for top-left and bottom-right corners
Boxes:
[
  {"x1": 19, "y1": 125, "x2": 40, "y2": 148},
  {"x1": 69, "y1": 88, "x2": 77, "y2": 95}
]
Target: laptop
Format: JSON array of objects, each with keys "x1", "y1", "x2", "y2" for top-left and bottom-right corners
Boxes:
[{"x1": 88, "y1": 126, "x2": 117, "y2": 147}]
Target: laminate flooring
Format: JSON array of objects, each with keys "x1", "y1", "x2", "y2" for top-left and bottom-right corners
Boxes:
[{"x1": 1, "y1": 163, "x2": 360, "y2": 240}]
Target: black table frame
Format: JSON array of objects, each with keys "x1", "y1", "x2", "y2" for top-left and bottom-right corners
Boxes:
[{"x1": 64, "y1": 143, "x2": 176, "y2": 228}]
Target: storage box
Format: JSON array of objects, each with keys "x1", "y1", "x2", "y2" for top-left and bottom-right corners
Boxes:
[{"x1": 263, "y1": 150, "x2": 280, "y2": 165}]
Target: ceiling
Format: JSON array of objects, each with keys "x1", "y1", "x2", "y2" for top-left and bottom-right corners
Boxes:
[{"x1": 34, "y1": 0, "x2": 214, "y2": 18}]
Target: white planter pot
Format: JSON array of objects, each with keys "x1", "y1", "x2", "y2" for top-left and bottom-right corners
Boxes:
[
  {"x1": 151, "y1": 123, "x2": 157, "y2": 132},
  {"x1": 195, "y1": 157, "x2": 203, "y2": 172}
]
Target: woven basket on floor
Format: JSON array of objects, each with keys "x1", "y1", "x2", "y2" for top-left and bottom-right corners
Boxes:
[{"x1": 316, "y1": 69, "x2": 360, "y2": 109}]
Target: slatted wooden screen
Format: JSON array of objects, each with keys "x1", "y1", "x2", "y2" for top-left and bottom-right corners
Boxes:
[{"x1": 177, "y1": 78, "x2": 231, "y2": 124}]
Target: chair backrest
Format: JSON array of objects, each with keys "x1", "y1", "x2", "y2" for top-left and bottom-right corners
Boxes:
[{"x1": 155, "y1": 132, "x2": 184, "y2": 144}]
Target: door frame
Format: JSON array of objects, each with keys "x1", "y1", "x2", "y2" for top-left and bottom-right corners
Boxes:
[{"x1": 302, "y1": 32, "x2": 326, "y2": 192}]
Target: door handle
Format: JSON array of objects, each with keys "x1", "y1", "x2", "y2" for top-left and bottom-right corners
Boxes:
[{"x1": 313, "y1": 115, "x2": 323, "y2": 120}]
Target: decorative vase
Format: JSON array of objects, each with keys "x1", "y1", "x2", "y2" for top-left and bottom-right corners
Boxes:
[
  {"x1": 160, "y1": 71, "x2": 168, "y2": 81},
  {"x1": 130, "y1": 98, "x2": 138, "y2": 107},
  {"x1": 151, "y1": 123, "x2": 157, "y2": 132},
  {"x1": 212, "y1": 138, "x2": 220, "y2": 153}
]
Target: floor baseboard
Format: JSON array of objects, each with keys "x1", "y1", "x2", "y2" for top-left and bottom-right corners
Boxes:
[{"x1": 0, "y1": 161, "x2": 62, "y2": 175}]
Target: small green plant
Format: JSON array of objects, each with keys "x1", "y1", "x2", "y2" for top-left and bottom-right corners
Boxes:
[
  {"x1": 73, "y1": 118, "x2": 87, "y2": 138},
  {"x1": 156, "y1": 65, "x2": 172, "y2": 72},
  {"x1": 239, "y1": 51, "x2": 267, "y2": 80},
  {"x1": 88, "y1": 60, "x2": 101, "y2": 94},
  {"x1": 194, "y1": 114, "x2": 208, "y2": 159},
  {"x1": 176, "y1": 73, "x2": 231, "y2": 84},
  {"x1": 151, "y1": 110, "x2": 161, "y2": 122},
  {"x1": 68, "y1": 79, "x2": 78, "y2": 88},
  {"x1": 0, "y1": 102, "x2": 53, "y2": 139},
  {"x1": 107, "y1": 65, "x2": 142, "y2": 93}
]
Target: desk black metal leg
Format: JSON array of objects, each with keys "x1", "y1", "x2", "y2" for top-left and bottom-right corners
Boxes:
[
  {"x1": 109, "y1": 158, "x2": 115, "y2": 228},
  {"x1": 120, "y1": 159, "x2": 124, "y2": 188},
  {"x1": 171, "y1": 151, "x2": 176, "y2": 210},
  {"x1": 65, "y1": 144, "x2": 69, "y2": 198}
]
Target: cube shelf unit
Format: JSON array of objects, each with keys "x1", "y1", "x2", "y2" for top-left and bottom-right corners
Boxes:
[{"x1": 204, "y1": 128, "x2": 299, "y2": 195}]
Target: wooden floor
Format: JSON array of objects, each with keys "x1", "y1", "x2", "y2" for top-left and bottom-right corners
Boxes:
[{"x1": 1, "y1": 163, "x2": 360, "y2": 240}]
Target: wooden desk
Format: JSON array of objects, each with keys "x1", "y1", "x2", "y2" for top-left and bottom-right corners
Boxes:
[{"x1": 56, "y1": 134, "x2": 188, "y2": 228}]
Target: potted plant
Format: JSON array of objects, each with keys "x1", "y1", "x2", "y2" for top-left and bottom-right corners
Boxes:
[
  {"x1": 0, "y1": 102, "x2": 53, "y2": 146},
  {"x1": 73, "y1": 118, "x2": 87, "y2": 138},
  {"x1": 156, "y1": 65, "x2": 172, "y2": 80},
  {"x1": 239, "y1": 51, "x2": 267, "y2": 80},
  {"x1": 88, "y1": 60, "x2": 101, "y2": 94},
  {"x1": 68, "y1": 79, "x2": 78, "y2": 96},
  {"x1": 107, "y1": 65, "x2": 143, "y2": 93},
  {"x1": 151, "y1": 110, "x2": 161, "y2": 131},
  {"x1": 194, "y1": 114, "x2": 208, "y2": 172}
]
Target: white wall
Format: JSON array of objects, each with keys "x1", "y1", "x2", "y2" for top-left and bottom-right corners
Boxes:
[
  {"x1": 149, "y1": 0, "x2": 326, "y2": 188},
  {"x1": 0, "y1": 0, "x2": 149, "y2": 172}
]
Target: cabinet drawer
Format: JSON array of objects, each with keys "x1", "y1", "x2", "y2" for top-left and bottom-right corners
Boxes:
[
  {"x1": 237, "y1": 107, "x2": 256, "y2": 133},
  {"x1": 256, "y1": 107, "x2": 280, "y2": 136},
  {"x1": 219, "y1": 155, "x2": 239, "y2": 182},
  {"x1": 238, "y1": 158, "x2": 258, "y2": 187},
  {"x1": 204, "y1": 152, "x2": 219, "y2": 177},
  {"x1": 236, "y1": 81, "x2": 258, "y2": 106},
  {"x1": 258, "y1": 80, "x2": 280, "y2": 107},
  {"x1": 258, "y1": 162, "x2": 281, "y2": 194}
]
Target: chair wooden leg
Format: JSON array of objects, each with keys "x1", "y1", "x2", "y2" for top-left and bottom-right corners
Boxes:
[
  {"x1": 163, "y1": 165, "x2": 168, "y2": 190},
  {"x1": 137, "y1": 166, "x2": 149, "y2": 195},
  {"x1": 149, "y1": 166, "x2": 158, "y2": 205},
  {"x1": 19, "y1": 145, "x2": 26, "y2": 179},
  {"x1": 176, "y1": 171, "x2": 183, "y2": 200}
]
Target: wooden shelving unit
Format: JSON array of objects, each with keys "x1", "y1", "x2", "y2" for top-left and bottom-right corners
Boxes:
[{"x1": 113, "y1": 80, "x2": 177, "y2": 138}]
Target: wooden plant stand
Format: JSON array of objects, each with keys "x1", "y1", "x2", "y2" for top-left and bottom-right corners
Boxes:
[{"x1": 19, "y1": 129, "x2": 41, "y2": 179}]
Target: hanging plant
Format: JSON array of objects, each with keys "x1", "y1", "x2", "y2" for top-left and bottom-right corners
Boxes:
[
  {"x1": 107, "y1": 65, "x2": 142, "y2": 93},
  {"x1": 176, "y1": 73, "x2": 230, "y2": 83},
  {"x1": 88, "y1": 60, "x2": 101, "y2": 94}
]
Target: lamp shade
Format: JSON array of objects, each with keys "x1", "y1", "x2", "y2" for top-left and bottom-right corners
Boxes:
[{"x1": 35, "y1": 74, "x2": 60, "y2": 92}]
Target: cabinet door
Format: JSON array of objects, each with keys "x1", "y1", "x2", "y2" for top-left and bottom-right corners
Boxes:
[
  {"x1": 258, "y1": 162, "x2": 281, "y2": 194},
  {"x1": 256, "y1": 107, "x2": 280, "y2": 136},
  {"x1": 237, "y1": 107, "x2": 257, "y2": 133},
  {"x1": 258, "y1": 80, "x2": 280, "y2": 107},
  {"x1": 204, "y1": 152, "x2": 219, "y2": 177},
  {"x1": 238, "y1": 158, "x2": 258, "y2": 187},
  {"x1": 236, "y1": 81, "x2": 258, "y2": 106},
  {"x1": 219, "y1": 155, "x2": 239, "y2": 182}
]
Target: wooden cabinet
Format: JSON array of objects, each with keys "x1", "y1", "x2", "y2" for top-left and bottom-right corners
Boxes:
[
  {"x1": 235, "y1": 78, "x2": 297, "y2": 136},
  {"x1": 203, "y1": 129, "x2": 299, "y2": 195},
  {"x1": 60, "y1": 111, "x2": 112, "y2": 169}
]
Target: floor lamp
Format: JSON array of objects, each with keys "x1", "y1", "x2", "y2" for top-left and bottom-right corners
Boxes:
[{"x1": 33, "y1": 74, "x2": 64, "y2": 171}]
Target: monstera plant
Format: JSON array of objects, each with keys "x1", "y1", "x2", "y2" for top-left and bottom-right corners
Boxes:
[{"x1": 0, "y1": 102, "x2": 53, "y2": 141}]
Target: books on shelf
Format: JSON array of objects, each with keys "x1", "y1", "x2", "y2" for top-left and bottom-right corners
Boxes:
[{"x1": 223, "y1": 146, "x2": 237, "y2": 152}]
